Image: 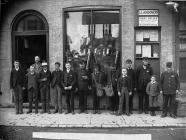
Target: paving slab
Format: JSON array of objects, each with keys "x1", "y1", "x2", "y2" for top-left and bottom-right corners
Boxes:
[{"x1": 0, "y1": 108, "x2": 185, "y2": 128}]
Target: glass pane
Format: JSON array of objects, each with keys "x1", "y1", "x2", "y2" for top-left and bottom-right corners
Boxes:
[
  {"x1": 65, "y1": 10, "x2": 121, "y2": 83},
  {"x1": 65, "y1": 11, "x2": 91, "y2": 71},
  {"x1": 15, "y1": 15, "x2": 45, "y2": 31},
  {"x1": 92, "y1": 10, "x2": 120, "y2": 82}
]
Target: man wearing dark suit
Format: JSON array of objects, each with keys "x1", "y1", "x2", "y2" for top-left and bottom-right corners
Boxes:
[
  {"x1": 77, "y1": 61, "x2": 91, "y2": 114},
  {"x1": 51, "y1": 62, "x2": 63, "y2": 114},
  {"x1": 160, "y1": 62, "x2": 180, "y2": 118},
  {"x1": 136, "y1": 57, "x2": 153, "y2": 114},
  {"x1": 37, "y1": 62, "x2": 51, "y2": 114},
  {"x1": 126, "y1": 59, "x2": 136, "y2": 114},
  {"x1": 62, "y1": 62, "x2": 76, "y2": 114},
  {"x1": 25, "y1": 65, "x2": 38, "y2": 114},
  {"x1": 10, "y1": 61, "x2": 25, "y2": 114}
]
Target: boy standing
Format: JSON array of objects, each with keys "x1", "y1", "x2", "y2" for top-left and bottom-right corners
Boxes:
[
  {"x1": 126, "y1": 59, "x2": 135, "y2": 114},
  {"x1": 146, "y1": 75, "x2": 160, "y2": 116},
  {"x1": 62, "y1": 62, "x2": 76, "y2": 114},
  {"x1": 117, "y1": 68, "x2": 132, "y2": 116},
  {"x1": 160, "y1": 62, "x2": 180, "y2": 118},
  {"x1": 10, "y1": 60, "x2": 25, "y2": 114},
  {"x1": 37, "y1": 62, "x2": 51, "y2": 114},
  {"x1": 26, "y1": 65, "x2": 38, "y2": 114},
  {"x1": 51, "y1": 62, "x2": 63, "y2": 114}
]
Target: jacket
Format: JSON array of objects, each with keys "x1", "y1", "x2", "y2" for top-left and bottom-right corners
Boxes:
[
  {"x1": 127, "y1": 67, "x2": 136, "y2": 90},
  {"x1": 160, "y1": 71, "x2": 180, "y2": 94},
  {"x1": 26, "y1": 72, "x2": 37, "y2": 90},
  {"x1": 136, "y1": 65, "x2": 153, "y2": 90},
  {"x1": 37, "y1": 70, "x2": 51, "y2": 88},
  {"x1": 117, "y1": 76, "x2": 132, "y2": 93},
  {"x1": 61, "y1": 70, "x2": 76, "y2": 90},
  {"x1": 51, "y1": 70, "x2": 63, "y2": 88},
  {"x1": 146, "y1": 81, "x2": 160, "y2": 96},
  {"x1": 10, "y1": 68, "x2": 25, "y2": 89},
  {"x1": 77, "y1": 68, "x2": 91, "y2": 90}
]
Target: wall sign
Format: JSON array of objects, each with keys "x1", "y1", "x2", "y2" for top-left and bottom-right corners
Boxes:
[
  {"x1": 138, "y1": 10, "x2": 159, "y2": 26},
  {"x1": 138, "y1": 10, "x2": 159, "y2": 16}
]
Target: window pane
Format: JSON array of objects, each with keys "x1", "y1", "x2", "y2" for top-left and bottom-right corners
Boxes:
[
  {"x1": 65, "y1": 10, "x2": 121, "y2": 76},
  {"x1": 15, "y1": 15, "x2": 45, "y2": 31},
  {"x1": 66, "y1": 11, "x2": 91, "y2": 71}
]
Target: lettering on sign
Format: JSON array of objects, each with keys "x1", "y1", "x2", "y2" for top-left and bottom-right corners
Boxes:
[
  {"x1": 138, "y1": 9, "x2": 159, "y2": 26},
  {"x1": 138, "y1": 10, "x2": 159, "y2": 16}
]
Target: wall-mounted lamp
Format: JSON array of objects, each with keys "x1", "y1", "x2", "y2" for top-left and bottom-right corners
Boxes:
[{"x1": 165, "y1": 1, "x2": 179, "y2": 12}]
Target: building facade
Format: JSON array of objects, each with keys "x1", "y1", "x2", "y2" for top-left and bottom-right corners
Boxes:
[{"x1": 0, "y1": 0, "x2": 186, "y2": 108}]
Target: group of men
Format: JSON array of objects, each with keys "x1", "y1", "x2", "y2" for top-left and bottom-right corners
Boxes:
[{"x1": 10, "y1": 56, "x2": 180, "y2": 118}]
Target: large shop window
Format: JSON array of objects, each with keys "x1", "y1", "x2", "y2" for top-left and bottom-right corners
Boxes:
[{"x1": 64, "y1": 10, "x2": 121, "y2": 76}]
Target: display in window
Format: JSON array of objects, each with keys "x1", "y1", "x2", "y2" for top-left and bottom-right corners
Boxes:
[{"x1": 65, "y1": 10, "x2": 121, "y2": 80}]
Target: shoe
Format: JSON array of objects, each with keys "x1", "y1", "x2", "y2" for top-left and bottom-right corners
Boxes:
[
  {"x1": 144, "y1": 111, "x2": 148, "y2": 114},
  {"x1": 78, "y1": 110, "x2": 83, "y2": 114},
  {"x1": 65, "y1": 111, "x2": 70, "y2": 114},
  {"x1": 58, "y1": 109, "x2": 62, "y2": 114},
  {"x1": 35, "y1": 110, "x2": 38, "y2": 114},
  {"x1": 129, "y1": 111, "x2": 133, "y2": 114},
  {"x1": 53, "y1": 110, "x2": 58, "y2": 114},
  {"x1": 72, "y1": 111, "x2": 75, "y2": 115},
  {"x1": 27, "y1": 111, "x2": 32, "y2": 114},
  {"x1": 161, "y1": 113, "x2": 167, "y2": 118},
  {"x1": 19, "y1": 110, "x2": 23, "y2": 114},
  {"x1": 150, "y1": 111, "x2": 153, "y2": 116},
  {"x1": 116, "y1": 112, "x2": 122, "y2": 116},
  {"x1": 138, "y1": 110, "x2": 143, "y2": 114},
  {"x1": 84, "y1": 110, "x2": 88, "y2": 114},
  {"x1": 93, "y1": 110, "x2": 97, "y2": 114},
  {"x1": 40, "y1": 110, "x2": 45, "y2": 114},
  {"x1": 47, "y1": 111, "x2": 51, "y2": 114},
  {"x1": 126, "y1": 113, "x2": 130, "y2": 116},
  {"x1": 97, "y1": 110, "x2": 101, "y2": 114},
  {"x1": 170, "y1": 114, "x2": 177, "y2": 119}
]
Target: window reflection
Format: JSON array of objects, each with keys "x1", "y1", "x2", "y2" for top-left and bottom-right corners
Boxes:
[{"x1": 65, "y1": 10, "x2": 120, "y2": 75}]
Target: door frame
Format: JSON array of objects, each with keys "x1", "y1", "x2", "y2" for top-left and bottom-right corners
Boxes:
[{"x1": 11, "y1": 10, "x2": 49, "y2": 68}]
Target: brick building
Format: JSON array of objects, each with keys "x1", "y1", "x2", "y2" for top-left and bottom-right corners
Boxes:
[{"x1": 0, "y1": 0, "x2": 186, "y2": 108}]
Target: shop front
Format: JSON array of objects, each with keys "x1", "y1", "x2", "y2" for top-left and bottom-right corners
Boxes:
[{"x1": 0, "y1": 0, "x2": 184, "y2": 108}]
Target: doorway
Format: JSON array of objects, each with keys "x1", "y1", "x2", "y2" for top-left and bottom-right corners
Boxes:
[{"x1": 12, "y1": 10, "x2": 49, "y2": 102}]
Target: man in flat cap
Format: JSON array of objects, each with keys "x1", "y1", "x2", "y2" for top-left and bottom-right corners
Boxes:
[
  {"x1": 160, "y1": 62, "x2": 180, "y2": 118},
  {"x1": 136, "y1": 57, "x2": 153, "y2": 114},
  {"x1": 37, "y1": 62, "x2": 51, "y2": 114}
]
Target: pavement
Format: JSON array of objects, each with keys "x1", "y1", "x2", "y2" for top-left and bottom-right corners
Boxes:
[{"x1": 0, "y1": 108, "x2": 186, "y2": 128}]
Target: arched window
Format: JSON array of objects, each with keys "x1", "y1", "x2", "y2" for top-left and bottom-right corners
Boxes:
[{"x1": 15, "y1": 14, "x2": 46, "y2": 31}]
